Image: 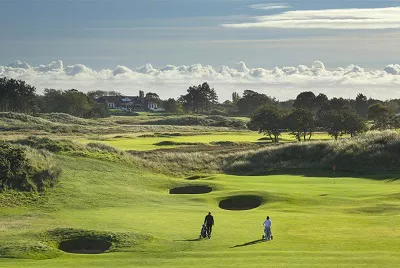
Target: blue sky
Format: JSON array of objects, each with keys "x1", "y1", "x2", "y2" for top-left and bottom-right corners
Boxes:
[
  {"x1": 1, "y1": 0, "x2": 400, "y2": 69},
  {"x1": 1, "y1": 0, "x2": 400, "y2": 101}
]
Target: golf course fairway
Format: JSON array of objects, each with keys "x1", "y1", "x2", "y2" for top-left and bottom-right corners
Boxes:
[{"x1": 1, "y1": 155, "x2": 399, "y2": 267}]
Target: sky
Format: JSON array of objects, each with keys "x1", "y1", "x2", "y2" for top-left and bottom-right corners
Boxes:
[{"x1": 1, "y1": 0, "x2": 400, "y2": 100}]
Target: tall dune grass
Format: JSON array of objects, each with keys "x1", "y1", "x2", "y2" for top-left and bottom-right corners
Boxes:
[
  {"x1": 134, "y1": 131, "x2": 400, "y2": 176},
  {"x1": 0, "y1": 142, "x2": 61, "y2": 192}
]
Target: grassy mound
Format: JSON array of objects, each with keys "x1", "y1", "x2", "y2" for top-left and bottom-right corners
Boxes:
[
  {"x1": 210, "y1": 141, "x2": 251, "y2": 146},
  {"x1": 16, "y1": 136, "x2": 85, "y2": 153},
  {"x1": 185, "y1": 175, "x2": 209, "y2": 180},
  {"x1": 138, "y1": 133, "x2": 195, "y2": 138},
  {"x1": 169, "y1": 185, "x2": 212, "y2": 194},
  {"x1": 0, "y1": 112, "x2": 54, "y2": 132},
  {"x1": 0, "y1": 142, "x2": 61, "y2": 192},
  {"x1": 142, "y1": 115, "x2": 247, "y2": 129},
  {"x1": 225, "y1": 131, "x2": 400, "y2": 175},
  {"x1": 155, "y1": 141, "x2": 203, "y2": 146},
  {"x1": 39, "y1": 113, "x2": 114, "y2": 126},
  {"x1": 0, "y1": 112, "x2": 50, "y2": 125},
  {"x1": 14, "y1": 137, "x2": 134, "y2": 165},
  {"x1": 38, "y1": 113, "x2": 90, "y2": 125}
]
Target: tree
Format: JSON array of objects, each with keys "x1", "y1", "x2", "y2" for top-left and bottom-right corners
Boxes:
[
  {"x1": 293, "y1": 91, "x2": 316, "y2": 110},
  {"x1": 232, "y1": 92, "x2": 240, "y2": 104},
  {"x1": 320, "y1": 110, "x2": 345, "y2": 140},
  {"x1": 0, "y1": 77, "x2": 37, "y2": 113},
  {"x1": 287, "y1": 108, "x2": 316, "y2": 141},
  {"x1": 87, "y1": 90, "x2": 121, "y2": 99},
  {"x1": 40, "y1": 88, "x2": 108, "y2": 118},
  {"x1": 341, "y1": 109, "x2": 367, "y2": 137},
  {"x1": 145, "y1": 92, "x2": 160, "y2": 101},
  {"x1": 355, "y1": 93, "x2": 369, "y2": 118},
  {"x1": 314, "y1": 93, "x2": 329, "y2": 111},
  {"x1": 248, "y1": 106, "x2": 286, "y2": 143},
  {"x1": 162, "y1": 98, "x2": 181, "y2": 113},
  {"x1": 320, "y1": 109, "x2": 366, "y2": 140},
  {"x1": 368, "y1": 103, "x2": 398, "y2": 130},
  {"x1": 179, "y1": 82, "x2": 218, "y2": 113},
  {"x1": 236, "y1": 90, "x2": 275, "y2": 115},
  {"x1": 328, "y1": 97, "x2": 350, "y2": 111}
]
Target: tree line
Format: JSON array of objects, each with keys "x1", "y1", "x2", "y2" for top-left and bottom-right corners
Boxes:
[
  {"x1": 248, "y1": 91, "x2": 399, "y2": 142},
  {"x1": 1, "y1": 77, "x2": 399, "y2": 131},
  {"x1": 0, "y1": 78, "x2": 108, "y2": 118}
]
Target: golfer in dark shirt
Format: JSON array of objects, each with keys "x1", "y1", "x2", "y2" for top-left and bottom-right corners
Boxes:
[{"x1": 204, "y1": 212, "x2": 214, "y2": 238}]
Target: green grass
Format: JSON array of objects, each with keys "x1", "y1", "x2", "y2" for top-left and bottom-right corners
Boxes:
[
  {"x1": 1, "y1": 154, "x2": 400, "y2": 267},
  {"x1": 1, "y1": 116, "x2": 399, "y2": 267},
  {"x1": 79, "y1": 132, "x2": 333, "y2": 151}
]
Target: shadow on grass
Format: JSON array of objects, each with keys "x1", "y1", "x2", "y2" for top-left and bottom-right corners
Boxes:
[
  {"x1": 174, "y1": 238, "x2": 202, "y2": 242},
  {"x1": 225, "y1": 168, "x2": 400, "y2": 182},
  {"x1": 232, "y1": 239, "x2": 264, "y2": 248}
]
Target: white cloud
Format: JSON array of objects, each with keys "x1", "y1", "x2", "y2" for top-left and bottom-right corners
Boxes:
[
  {"x1": 113, "y1": 65, "x2": 132, "y2": 76},
  {"x1": 249, "y1": 3, "x2": 291, "y2": 11},
  {"x1": 223, "y1": 7, "x2": 400, "y2": 29},
  {"x1": 7, "y1": 60, "x2": 31, "y2": 70},
  {"x1": 1, "y1": 60, "x2": 400, "y2": 101},
  {"x1": 35, "y1": 60, "x2": 64, "y2": 72},
  {"x1": 383, "y1": 64, "x2": 400, "y2": 75}
]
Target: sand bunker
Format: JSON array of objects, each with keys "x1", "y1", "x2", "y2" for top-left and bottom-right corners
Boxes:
[
  {"x1": 169, "y1": 185, "x2": 212, "y2": 194},
  {"x1": 59, "y1": 238, "x2": 112, "y2": 254},
  {"x1": 219, "y1": 195, "x2": 263, "y2": 210}
]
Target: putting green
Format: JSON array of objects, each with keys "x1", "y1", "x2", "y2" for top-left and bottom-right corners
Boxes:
[{"x1": 1, "y1": 155, "x2": 399, "y2": 267}]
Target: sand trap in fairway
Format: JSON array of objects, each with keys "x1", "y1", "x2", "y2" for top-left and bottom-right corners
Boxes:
[
  {"x1": 219, "y1": 195, "x2": 263, "y2": 210},
  {"x1": 59, "y1": 238, "x2": 111, "y2": 254},
  {"x1": 169, "y1": 185, "x2": 212, "y2": 194}
]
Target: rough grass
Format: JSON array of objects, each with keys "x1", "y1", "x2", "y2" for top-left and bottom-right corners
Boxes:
[
  {"x1": 1, "y1": 113, "x2": 240, "y2": 137},
  {"x1": 0, "y1": 142, "x2": 61, "y2": 192},
  {"x1": 132, "y1": 131, "x2": 400, "y2": 176},
  {"x1": 224, "y1": 130, "x2": 400, "y2": 175},
  {"x1": 11, "y1": 131, "x2": 400, "y2": 178},
  {"x1": 139, "y1": 115, "x2": 247, "y2": 129}
]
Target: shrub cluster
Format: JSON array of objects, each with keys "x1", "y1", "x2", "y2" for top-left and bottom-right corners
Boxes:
[
  {"x1": 0, "y1": 142, "x2": 61, "y2": 192},
  {"x1": 143, "y1": 115, "x2": 247, "y2": 129}
]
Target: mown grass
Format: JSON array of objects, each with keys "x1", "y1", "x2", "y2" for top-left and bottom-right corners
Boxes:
[
  {"x1": 0, "y1": 154, "x2": 399, "y2": 267},
  {"x1": 80, "y1": 132, "x2": 333, "y2": 151}
]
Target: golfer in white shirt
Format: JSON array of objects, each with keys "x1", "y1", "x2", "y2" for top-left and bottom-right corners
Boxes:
[{"x1": 263, "y1": 216, "x2": 272, "y2": 241}]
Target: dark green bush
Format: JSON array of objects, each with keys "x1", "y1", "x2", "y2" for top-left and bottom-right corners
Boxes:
[{"x1": 0, "y1": 142, "x2": 61, "y2": 192}]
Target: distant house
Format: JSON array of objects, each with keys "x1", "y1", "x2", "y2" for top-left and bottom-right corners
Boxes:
[{"x1": 95, "y1": 91, "x2": 163, "y2": 112}]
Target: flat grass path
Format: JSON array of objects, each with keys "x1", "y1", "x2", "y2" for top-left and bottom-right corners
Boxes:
[{"x1": 1, "y1": 156, "x2": 400, "y2": 267}]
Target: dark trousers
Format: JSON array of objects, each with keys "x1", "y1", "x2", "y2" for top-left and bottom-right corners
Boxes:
[{"x1": 206, "y1": 224, "x2": 213, "y2": 237}]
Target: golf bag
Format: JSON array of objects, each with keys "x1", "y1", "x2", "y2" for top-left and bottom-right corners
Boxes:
[
  {"x1": 262, "y1": 231, "x2": 273, "y2": 240},
  {"x1": 200, "y1": 224, "x2": 207, "y2": 238}
]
